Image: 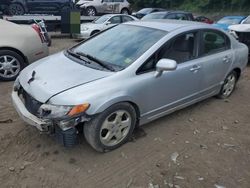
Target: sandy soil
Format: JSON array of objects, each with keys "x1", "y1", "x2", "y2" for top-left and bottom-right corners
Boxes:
[{"x1": 0, "y1": 38, "x2": 250, "y2": 188}]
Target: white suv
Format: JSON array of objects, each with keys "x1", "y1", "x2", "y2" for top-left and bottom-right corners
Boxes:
[{"x1": 76, "y1": 0, "x2": 131, "y2": 16}]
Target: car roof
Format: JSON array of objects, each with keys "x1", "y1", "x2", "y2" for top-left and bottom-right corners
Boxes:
[
  {"x1": 222, "y1": 16, "x2": 246, "y2": 19},
  {"x1": 125, "y1": 19, "x2": 207, "y2": 32}
]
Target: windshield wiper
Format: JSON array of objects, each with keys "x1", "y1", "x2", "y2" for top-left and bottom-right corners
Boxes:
[{"x1": 75, "y1": 51, "x2": 115, "y2": 72}]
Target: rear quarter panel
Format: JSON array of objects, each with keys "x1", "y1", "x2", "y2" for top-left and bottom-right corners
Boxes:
[{"x1": 0, "y1": 21, "x2": 48, "y2": 63}]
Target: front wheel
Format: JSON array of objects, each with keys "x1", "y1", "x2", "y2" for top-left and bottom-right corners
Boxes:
[
  {"x1": 84, "y1": 103, "x2": 137, "y2": 152},
  {"x1": 8, "y1": 3, "x2": 25, "y2": 15},
  {"x1": 217, "y1": 71, "x2": 237, "y2": 99}
]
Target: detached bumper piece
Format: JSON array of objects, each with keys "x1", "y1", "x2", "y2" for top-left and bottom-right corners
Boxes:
[{"x1": 55, "y1": 125, "x2": 78, "y2": 147}]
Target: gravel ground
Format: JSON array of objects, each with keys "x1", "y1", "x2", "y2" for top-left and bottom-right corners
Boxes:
[{"x1": 0, "y1": 38, "x2": 250, "y2": 188}]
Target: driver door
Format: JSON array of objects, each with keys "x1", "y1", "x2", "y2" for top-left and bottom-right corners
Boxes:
[{"x1": 134, "y1": 31, "x2": 203, "y2": 120}]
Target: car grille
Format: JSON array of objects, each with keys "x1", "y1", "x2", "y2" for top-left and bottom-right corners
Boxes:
[{"x1": 19, "y1": 87, "x2": 43, "y2": 116}]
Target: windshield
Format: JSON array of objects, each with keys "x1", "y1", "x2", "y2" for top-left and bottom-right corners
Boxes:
[
  {"x1": 73, "y1": 24, "x2": 166, "y2": 70},
  {"x1": 217, "y1": 17, "x2": 243, "y2": 25},
  {"x1": 94, "y1": 15, "x2": 111, "y2": 24},
  {"x1": 138, "y1": 8, "x2": 153, "y2": 14},
  {"x1": 142, "y1": 13, "x2": 166, "y2": 20}
]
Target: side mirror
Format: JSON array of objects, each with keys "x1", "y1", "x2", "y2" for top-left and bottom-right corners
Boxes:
[
  {"x1": 106, "y1": 21, "x2": 111, "y2": 25},
  {"x1": 155, "y1": 59, "x2": 177, "y2": 77}
]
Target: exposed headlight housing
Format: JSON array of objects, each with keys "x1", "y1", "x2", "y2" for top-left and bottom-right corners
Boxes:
[{"x1": 38, "y1": 103, "x2": 90, "y2": 131}]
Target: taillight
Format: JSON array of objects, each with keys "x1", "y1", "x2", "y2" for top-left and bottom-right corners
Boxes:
[{"x1": 32, "y1": 24, "x2": 45, "y2": 43}]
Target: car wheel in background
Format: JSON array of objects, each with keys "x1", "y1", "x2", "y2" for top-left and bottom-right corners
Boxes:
[
  {"x1": 121, "y1": 8, "x2": 130, "y2": 15},
  {"x1": 217, "y1": 71, "x2": 238, "y2": 99},
  {"x1": 8, "y1": 3, "x2": 25, "y2": 15},
  {"x1": 0, "y1": 50, "x2": 25, "y2": 81},
  {"x1": 86, "y1": 7, "x2": 97, "y2": 16},
  {"x1": 84, "y1": 102, "x2": 137, "y2": 152}
]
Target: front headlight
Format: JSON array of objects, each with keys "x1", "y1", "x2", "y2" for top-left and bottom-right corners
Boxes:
[
  {"x1": 38, "y1": 103, "x2": 90, "y2": 120},
  {"x1": 81, "y1": 27, "x2": 89, "y2": 31}
]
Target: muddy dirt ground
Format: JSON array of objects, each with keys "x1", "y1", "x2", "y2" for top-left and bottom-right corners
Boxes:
[{"x1": 0, "y1": 38, "x2": 250, "y2": 188}]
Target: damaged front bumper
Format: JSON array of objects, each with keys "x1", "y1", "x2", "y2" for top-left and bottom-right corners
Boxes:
[
  {"x1": 12, "y1": 91, "x2": 52, "y2": 132},
  {"x1": 12, "y1": 90, "x2": 90, "y2": 132}
]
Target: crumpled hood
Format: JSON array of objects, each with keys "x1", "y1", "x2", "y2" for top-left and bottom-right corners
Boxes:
[
  {"x1": 19, "y1": 52, "x2": 112, "y2": 103},
  {"x1": 229, "y1": 24, "x2": 250, "y2": 32}
]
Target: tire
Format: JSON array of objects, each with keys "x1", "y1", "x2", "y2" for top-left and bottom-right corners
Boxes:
[
  {"x1": 84, "y1": 102, "x2": 137, "y2": 152},
  {"x1": 121, "y1": 8, "x2": 130, "y2": 15},
  {"x1": 86, "y1": 7, "x2": 97, "y2": 16},
  {"x1": 0, "y1": 50, "x2": 26, "y2": 81},
  {"x1": 8, "y1": 3, "x2": 25, "y2": 15},
  {"x1": 90, "y1": 30, "x2": 100, "y2": 36},
  {"x1": 217, "y1": 71, "x2": 238, "y2": 99}
]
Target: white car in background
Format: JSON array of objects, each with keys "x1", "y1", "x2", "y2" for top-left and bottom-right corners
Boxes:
[
  {"x1": 76, "y1": 0, "x2": 131, "y2": 16},
  {"x1": 78, "y1": 14, "x2": 138, "y2": 39},
  {"x1": 229, "y1": 15, "x2": 250, "y2": 58},
  {"x1": 0, "y1": 19, "x2": 49, "y2": 81}
]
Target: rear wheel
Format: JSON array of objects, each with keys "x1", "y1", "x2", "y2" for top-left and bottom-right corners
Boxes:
[
  {"x1": 86, "y1": 7, "x2": 97, "y2": 16},
  {"x1": 84, "y1": 103, "x2": 137, "y2": 152},
  {"x1": 0, "y1": 50, "x2": 25, "y2": 81},
  {"x1": 217, "y1": 71, "x2": 237, "y2": 99},
  {"x1": 8, "y1": 3, "x2": 25, "y2": 15}
]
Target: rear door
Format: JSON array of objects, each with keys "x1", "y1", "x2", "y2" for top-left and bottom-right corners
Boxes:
[{"x1": 198, "y1": 29, "x2": 233, "y2": 95}]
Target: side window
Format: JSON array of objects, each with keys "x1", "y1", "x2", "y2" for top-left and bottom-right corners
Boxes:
[
  {"x1": 201, "y1": 31, "x2": 230, "y2": 55},
  {"x1": 114, "y1": 0, "x2": 124, "y2": 2},
  {"x1": 158, "y1": 32, "x2": 197, "y2": 64},
  {"x1": 137, "y1": 32, "x2": 197, "y2": 74},
  {"x1": 176, "y1": 13, "x2": 187, "y2": 20},
  {"x1": 109, "y1": 16, "x2": 121, "y2": 24},
  {"x1": 137, "y1": 55, "x2": 156, "y2": 74},
  {"x1": 165, "y1": 14, "x2": 176, "y2": 19},
  {"x1": 122, "y1": 16, "x2": 134, "y2": 22}
]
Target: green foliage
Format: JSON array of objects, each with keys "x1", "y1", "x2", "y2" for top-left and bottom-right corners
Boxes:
[{"x1": 129, "y1": 0, "x2": 250, "y2": 12}]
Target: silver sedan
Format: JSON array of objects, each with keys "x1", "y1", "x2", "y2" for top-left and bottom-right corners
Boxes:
[{"x1": 12, "y1": 20, "x2": 248, "y2": 152}]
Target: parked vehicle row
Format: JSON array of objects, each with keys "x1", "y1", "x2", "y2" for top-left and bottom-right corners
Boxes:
[
  {"x1": 78, "y1": 14, "x2": 138, "y2": 39},
  {"x1": 1, "y1": 0, "x2": 74, "y2": 16},
  {"x1": 11, "y1": 20, "x2": 248, "y2": 152}
]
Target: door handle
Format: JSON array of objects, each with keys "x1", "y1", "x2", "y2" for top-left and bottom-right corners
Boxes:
[
  {"x1": 190, "y1": 65, "x2": 201, "y2": 72},
  {"x1": 223, "y1": 56, "x2": 230, "y2": 63}
]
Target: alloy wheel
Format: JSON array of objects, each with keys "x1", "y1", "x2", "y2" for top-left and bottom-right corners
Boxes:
[
  {"x1": 222, "y1": 74, "x2": 236, "y2": 97},
  {"x1": 100, "y1": 110, "x2": 132, "y2": 147},
  {"x1": 0, "y1": 55, "x2": 21, "y2": 79}
]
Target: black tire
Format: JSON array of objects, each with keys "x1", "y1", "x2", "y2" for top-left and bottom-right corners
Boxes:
[
  {"x1": 84, "y1": 102, "x2": 137, "y2": 152},
  {"x1": 86, "y1": 7, "x2": 97, "y2": 16},
  {"x1": 8, "y1": 3, "x2": 25, "y2": 15},
  {"x1": 217, "y1": 71, "x2": 238, "y2": 99},
  {"x1": 90, "y1": 30, "x2": 100, "y2": 36},
  {"x1": 121, "y1": 8, "x2": 130, "y2": 15},
  {"x1": 0, "y1": 50, "x2": 26, "y2": 81}
]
